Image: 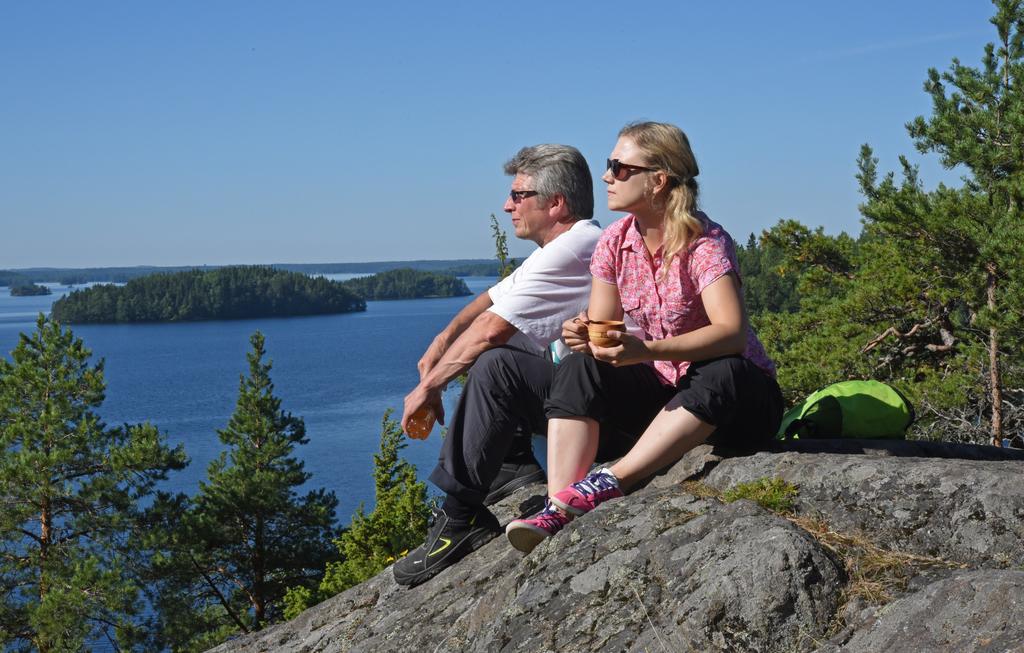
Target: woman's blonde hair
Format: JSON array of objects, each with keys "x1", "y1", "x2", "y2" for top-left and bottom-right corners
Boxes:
[{"x1": 619, "y1": 121, "x2": 702, "y2": 272}]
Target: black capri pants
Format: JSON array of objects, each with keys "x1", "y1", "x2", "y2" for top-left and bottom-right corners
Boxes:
[{"x1": 544, "y1": 353, "x2": 784, "y2": 452}]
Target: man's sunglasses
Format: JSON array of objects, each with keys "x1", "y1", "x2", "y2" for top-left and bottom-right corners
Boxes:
[
  {"x1": 606, "y1": 158, "x2": 657, "y2": 181},
  {"x1": 509, "y1": 189, "x2": 539, "y2": 203}
]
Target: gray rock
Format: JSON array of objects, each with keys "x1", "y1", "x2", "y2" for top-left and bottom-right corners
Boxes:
[
  {"x1": 814, "y1": 570, "x2": 1024, "y2": 653},
  {"x1": 206, "y1": 487, "x2": 543, "y2": 653},
  {"x1": 647, "y1": 443, "x2": 723, "y2": 488},
  {"x1": 468, "y1": 489, "x2": 843, "y2": 653},
  {"x1": 209, "y1": 440, "x2": 1024, "y2": 653},
  {"x1": 211, "y1": 486, "x2": 843, "y2": 653},
  {"x1": 702, "y1": 450, "x2": 1024, "y2": 568}
]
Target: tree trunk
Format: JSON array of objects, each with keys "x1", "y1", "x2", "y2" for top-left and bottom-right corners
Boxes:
[
  {"x1": 987, "y1": 263, "x2": 1003, "y2": 447},
  {"x1": 39, "y1": 499, "x2": 50, "y2": 594},
  {"x1": 253, "y1": 513, "x2": 265, "y2": 629},
  {"x1": 38, "y1": 497, "x2": 51, "y2": 653}
]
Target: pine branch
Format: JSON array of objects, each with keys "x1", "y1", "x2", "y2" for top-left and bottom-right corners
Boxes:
[
  {"x1": 188, "y1": 553, "x2": 249, "y2": 634},
  {"x1": 861, "y1": 321, "x2": 932, "y2": 353}
]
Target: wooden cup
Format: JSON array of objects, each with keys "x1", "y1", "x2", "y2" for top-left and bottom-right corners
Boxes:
[{"x1": 587, "y1": 320, "x2": 625, "y2": 348}]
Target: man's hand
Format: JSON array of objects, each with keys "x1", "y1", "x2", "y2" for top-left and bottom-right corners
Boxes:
[
  {"x1": 401, "y1": 383, "x2": 446, "y2": 437},
  {"x1": 417, "y1": 337, "x2": 447, "y2": 381},
  {"x1": 562, "y1": 310, "x2": 590, "y2": 354},
  {"x1": 589, "y1": 330, "x2": 651, "y2": 367}
]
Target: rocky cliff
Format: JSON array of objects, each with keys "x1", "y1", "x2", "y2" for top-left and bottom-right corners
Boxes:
[{"x1": 210, "y1": 440, "x2": 1024, "y2": 653}]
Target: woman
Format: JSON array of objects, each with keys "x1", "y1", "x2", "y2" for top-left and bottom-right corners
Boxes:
[{"x1": 506, "y1": 121, "x2": 783, "y2": 553}]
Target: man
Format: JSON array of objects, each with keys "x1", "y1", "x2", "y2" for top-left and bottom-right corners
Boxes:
[{"x1": 393, "y1": 144, "x2": 601, "y2": 587}]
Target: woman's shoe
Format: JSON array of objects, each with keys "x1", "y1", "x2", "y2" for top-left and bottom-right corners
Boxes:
[
  {"x1": 505, "y1": 499, "x2": 572, "y2": 553},
  {"x1": 550, "y1": 469, "x2": 623, "y2": 516}
]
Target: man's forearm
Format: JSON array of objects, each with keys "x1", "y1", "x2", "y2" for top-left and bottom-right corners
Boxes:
[
  {"x1": 432, "y1": 291, "x2": 494, "y2": 352},
  {"x1": 421, "y1": 311, "x2": 518, "y2": 392}
]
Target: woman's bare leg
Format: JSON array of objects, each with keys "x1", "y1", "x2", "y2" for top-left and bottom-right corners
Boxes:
[
  {"x1": 608, "y1": 395, "x2": 715, "y2": 490},
  {"x1": 546, "y1": 416, "x2": 600, "y2": 496}
]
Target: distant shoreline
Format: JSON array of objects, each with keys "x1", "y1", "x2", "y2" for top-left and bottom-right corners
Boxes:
[{"x1": 1, "y1": 259, "x2": 514, "y2": 287}]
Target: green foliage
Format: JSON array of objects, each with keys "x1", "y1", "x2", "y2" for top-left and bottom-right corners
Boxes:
[
  {"x1": 490, "y1": 214, "x2": 516, "y2": 280},
  {"x1": 50, "y1": 266, "x2": 366, "y2": 323},
  {"x1": 723, "y1": 478, "x2": 799, "y2": 514},
  {"x1": 9, "y1": 283, "x2": 51, "y2": 296},
  {"x1": 143, "y1": 332, "x2": 339, "y2": 651},
  {"x1": 754, "y1": 220, "x2": 874, "y2": 403},
  {"x1": 0, "y1": 315, "x2": 187, "y2": 652},
  {"x1": 340, "y1": 268, "x2": 471, "y2": 300},
  {"x1": 759, "y1": 1, "x2": 1024, "y2": 444},
  {"x1": 281, "y1": 585, "x2": 315, "y2": 621},
  {"x1": 289, "y1": 410, "x2": 431, "y2": 611},
  {"x1": 736, "y1": 232, "x2": 800, "y2": 314}
]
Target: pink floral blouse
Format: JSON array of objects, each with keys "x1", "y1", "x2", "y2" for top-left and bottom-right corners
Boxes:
[{"x1": 590, "y1": 213, "x2": 776, "y2": 387}]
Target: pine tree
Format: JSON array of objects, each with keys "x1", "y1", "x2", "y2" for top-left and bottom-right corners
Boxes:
[
  {"x1": 321, "y1": 409, "x2": 431, "y2": 592},
  {"x1": 282, "y1": 410, "x2": 431, "y2": 618},
  {"x1": 754, "y1": 221, "x2": 872, "y2": 401},
  {"x1": 491, "y1": 213, "x2": 516, "y2": 280},
  {"x1": 146, "y1": 332, "x2": 338, "y2": 651},
  {"x1": 0, "y1": 315, "x2": 186, "y2": 652},
  {"x1": 856, "y1": 0, "x2": 1024, "y2": 445},
  {"x1": 756, "y1": 2, "x2": 1024, "y2": 446}
]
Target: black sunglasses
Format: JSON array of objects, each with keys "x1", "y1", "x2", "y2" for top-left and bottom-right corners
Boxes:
[
  {"x1": 509, "y1": 189, "x2": 539, "y2": 202},
  {"x1": 606, "y1": 158, "x2": 657, "y2": 181}
]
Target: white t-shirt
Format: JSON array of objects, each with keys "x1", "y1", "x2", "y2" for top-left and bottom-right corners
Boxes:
[{"x1": 488, "y1": 219, "x2": 602, "y2": 359}]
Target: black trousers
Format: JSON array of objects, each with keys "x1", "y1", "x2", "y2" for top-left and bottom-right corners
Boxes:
[
  {"x1": 545, "y1": 354, "x2": 784, "y2": 451},
  {"x1": 429, "y1": 346, "x2": 552, "y2": 506},
  {"x1": 429, "y1": 347, "x2": 638, "y2": 506}
]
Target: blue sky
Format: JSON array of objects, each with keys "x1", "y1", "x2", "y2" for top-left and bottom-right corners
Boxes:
[{"x1": 0, "y1": 1, "x2": 997, "y2": 268}]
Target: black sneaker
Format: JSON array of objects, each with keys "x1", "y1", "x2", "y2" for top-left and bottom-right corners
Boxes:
[
  {"x1": 392, "y1": 508, "x2": 500, "y2": 587},
  {"x1": 484, "y1": 461, "x2": 546, "y2": 505}
]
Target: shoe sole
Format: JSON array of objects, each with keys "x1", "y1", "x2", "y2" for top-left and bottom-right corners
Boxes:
[
  {"x1": 484, "y1": 468, "x2": 547, "y2": 506},
  {"x1": 505, "y1": 521, "x2": 553, "y2": 554},
  {"x1": 393, "y1": 527, "x2": 499, "y2": 587}
]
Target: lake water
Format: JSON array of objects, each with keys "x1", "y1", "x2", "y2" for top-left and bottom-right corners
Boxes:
[{"x1": 0, "y1": 276, "x2": 496, "y2": 522}]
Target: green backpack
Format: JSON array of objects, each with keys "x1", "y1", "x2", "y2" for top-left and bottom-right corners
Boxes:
[{"x1": 777, "y1": 380, "x2": 914, "y2": 440}]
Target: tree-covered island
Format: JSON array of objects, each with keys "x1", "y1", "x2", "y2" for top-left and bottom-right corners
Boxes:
[
  {"x1": 49, "y1": 266, "x2": 472, "y2": 323},
  {"x1": 51, "y1": 266, "x2": 367, "y2": 323},
  {"x1": 9, "y1": 283, "x2": 51, "y2": 297},
  {"x1": 340, "y1": 268, "x2": 471, "y2": 300}
]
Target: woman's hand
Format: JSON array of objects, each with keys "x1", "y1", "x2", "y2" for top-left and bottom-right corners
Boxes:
[
  {"x1": 562, "y1": 310, "x2": 590, "y2": 354},
  {"x1": 588, "y1": 330, "x2": 651, "y2": 366}
]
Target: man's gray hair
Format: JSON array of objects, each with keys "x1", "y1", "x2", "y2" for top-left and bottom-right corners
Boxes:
[{"x1": 503, "y1": 144, "x2": 594, "y2": 220}]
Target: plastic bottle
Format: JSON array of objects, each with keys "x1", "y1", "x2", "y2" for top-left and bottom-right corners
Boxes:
[{"x1": 406, "y1": 406, "x2": 435, "y2": 440}]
